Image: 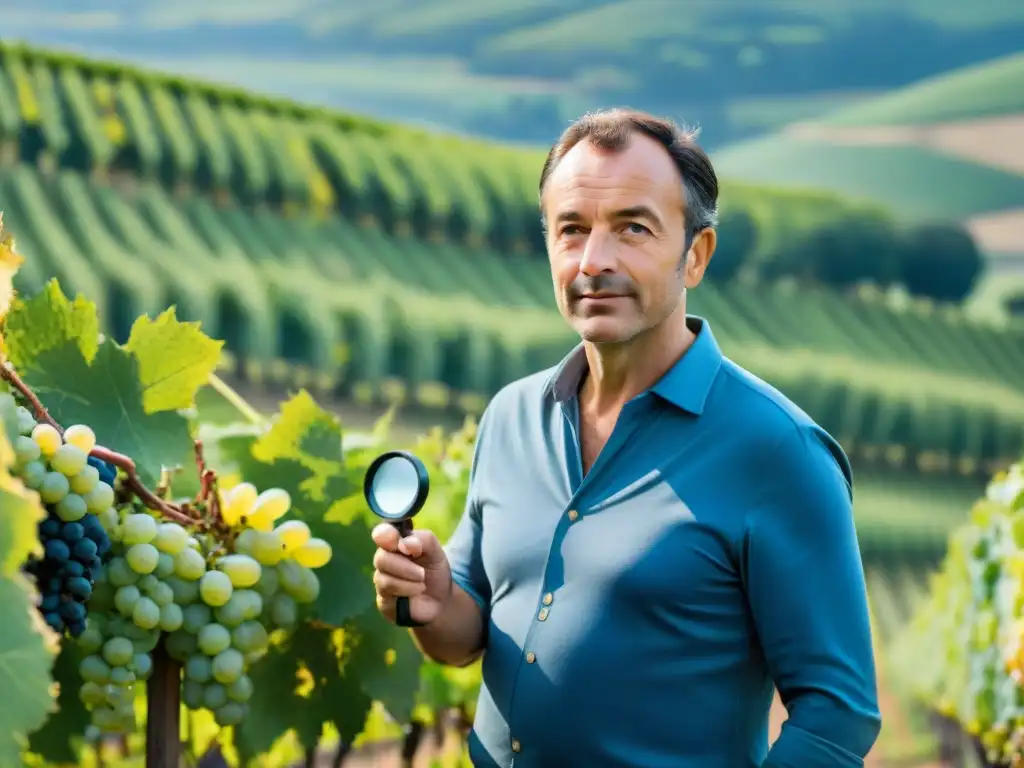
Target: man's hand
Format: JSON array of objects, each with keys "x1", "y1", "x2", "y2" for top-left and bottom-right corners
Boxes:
[{"x1": 372, "y1": 523, "x2": 453, "y2": 626}]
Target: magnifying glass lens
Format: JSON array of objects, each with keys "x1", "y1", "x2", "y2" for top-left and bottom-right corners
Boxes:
[{"x1": 370, "y1": 457, "x2": 420, "y2": 519}]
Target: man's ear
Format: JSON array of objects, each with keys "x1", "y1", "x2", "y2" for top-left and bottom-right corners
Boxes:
[{"x1": 684, "y1": 228, "x2": 717, "y2": 289}]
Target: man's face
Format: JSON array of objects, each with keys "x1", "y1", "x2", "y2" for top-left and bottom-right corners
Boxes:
[{"x1": 542, "y1": 134, "x2": 712, "y2": 345}]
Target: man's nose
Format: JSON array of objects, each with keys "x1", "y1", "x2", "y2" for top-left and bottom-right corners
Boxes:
[{"x1": 578, "y1": 232, "x2": 617, "y2": 276}]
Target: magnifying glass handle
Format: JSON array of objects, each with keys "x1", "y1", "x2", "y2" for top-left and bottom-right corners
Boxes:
[{"x1": 392, "y1": 519, "x2": 424, "y2": 628}]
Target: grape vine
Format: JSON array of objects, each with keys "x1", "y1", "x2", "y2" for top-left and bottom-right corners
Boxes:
[{"x1": 0, "y1": 219, "x2": 483, "y2": 765}]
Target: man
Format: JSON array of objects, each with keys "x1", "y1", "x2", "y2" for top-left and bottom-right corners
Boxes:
[{"x1": 371, "y1": 108, "x2": 881, "y2": 767}]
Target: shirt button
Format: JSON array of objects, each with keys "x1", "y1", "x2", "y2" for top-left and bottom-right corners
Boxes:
[
  {"x1": 542, "y1": 593, "x2": 553, "y2": 606},
  {"x1": 538, "y1": 607, "x2": 549, "y2": 621},
  {"x1": 512, "y1": 738, "x2": 521, "y2": 753},
  {"x1": 567, "y1": 509, "x2": 579, "y2": 521},
  {"x1": 526, "y1": 651, "x2": 536, "y2": 663}
]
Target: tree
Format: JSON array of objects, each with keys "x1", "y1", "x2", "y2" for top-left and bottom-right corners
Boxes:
[
  {"x1": 899, "y1": 222, "x2": 984, "y2": 303},
  {"x1": 706, "y1": 207, "x2": 757, "y2": 282}
]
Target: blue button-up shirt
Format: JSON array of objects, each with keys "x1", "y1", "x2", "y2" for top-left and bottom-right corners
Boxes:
[{"x1": 445, "y1": 317, "x2": 881, "y2": 767}]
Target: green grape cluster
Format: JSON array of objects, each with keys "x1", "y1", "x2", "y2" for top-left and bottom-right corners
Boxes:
[
  {"x1": 899, "y1": 462, "x2": 1024, "y2": 763},
  {"x1": 75, "y1": 486, "x2": 331, "y2": 731}
]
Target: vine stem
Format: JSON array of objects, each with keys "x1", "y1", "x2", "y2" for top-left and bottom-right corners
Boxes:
[{"x1": 1, "y1": 360, "x2": 197, "y2": 527}]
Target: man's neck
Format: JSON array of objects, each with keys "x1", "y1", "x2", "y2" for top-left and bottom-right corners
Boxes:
[{"x1": 579, "y1": 309, "x2": 696, "y2": 418}]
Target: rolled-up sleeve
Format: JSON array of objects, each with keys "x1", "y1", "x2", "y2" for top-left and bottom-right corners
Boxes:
[
  {"x1": 742, "y1": 424, "x2": 881, "y2": 767},
  {"x1": 443, "y1": 408, "x2": 493, "y2": 616}
]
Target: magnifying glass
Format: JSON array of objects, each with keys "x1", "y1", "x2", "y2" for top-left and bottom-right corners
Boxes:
[{"x1": 364, "y1": 450, "x2": 430, "y2": 627}]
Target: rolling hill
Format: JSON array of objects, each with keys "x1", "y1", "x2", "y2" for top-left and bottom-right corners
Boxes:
[
  {"x1": 712, "y1": 52, "x2": 1024, "y2": 318},
  {"x1": 5, "y1": 0, "x2": 1024, "y2": 148}
]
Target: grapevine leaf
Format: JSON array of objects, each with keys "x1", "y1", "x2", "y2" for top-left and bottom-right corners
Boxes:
[
  {"x1": 0, "y1": 577, "x2": 59, "y2": 766},
  {"x1": 27, "y1": 643, "x2": 89, "y2": 764},
  {"x1": 308, "y1": 517, "x2": 377, "y2": 627},
  {"x1": 2, "y1": 279, "x2": 99, "y2": 372},
  {"x1": 236, "y1": 640, "x2": 304, "y2": 760},
  {"x1": 251, "y1": 390, "x2": 341, "y2": 468},
  {"x1": 124, "y1": 308, "x2": 223, "y2": 413},
  {"x1": 0, "y1": 424, "x2": 59, "y2": 764},
  {"x1": 0, "y1": 432, "x2": 44, "y2": 576},
  {"x1": 239, "y1": 626, "x2": 372, "y2": 758},
  {"x1": 346, "y1": 605, "x2": 423, "y2": 723},
  {"x1": 0, "y1": 211, "x2": 24, "y2": 326},
  {"x1": 25, "y1": 340, "x2": 194, "y2": 485}
]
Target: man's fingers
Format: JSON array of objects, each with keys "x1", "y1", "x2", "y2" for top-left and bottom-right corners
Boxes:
[
  {"x1": 373, "y1": 549, "x2": 426, "y2": 581},
  {"x1": 371, "y1": 523, "x2": 401, "y2": 551},
  {"x1": 398, "y1": 534, "x2": 424, "y2": 558},
  {"x1": 373, "y1": 570, "x2": 427, "y2": 598}
]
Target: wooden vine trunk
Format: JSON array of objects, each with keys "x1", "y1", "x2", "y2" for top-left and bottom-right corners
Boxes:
[{"x1": 146, "y1": 642, "x2": 182, "y2": 768}]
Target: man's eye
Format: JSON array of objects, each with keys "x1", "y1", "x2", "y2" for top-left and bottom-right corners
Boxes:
[
  {"x1": 625, "y1": 222, "x2": 650, "y2": 235},
  {"x1": 560, "y1": 225, "x2": 581, "y2": 236}
]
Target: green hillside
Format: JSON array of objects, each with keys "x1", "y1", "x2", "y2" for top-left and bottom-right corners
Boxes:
[
  {"x1": 2, "y1": 41, "x2": 1024, "y2": 480},
  {"x1": 10, "y1": 0, "x2": 1024, "y2": 147},
  {"x1": 819, "y1": 50, "x2": 1024, "y2": 127},
  {"x1": 714, "y1": 139, "x2": 1024, "y2": 219}
]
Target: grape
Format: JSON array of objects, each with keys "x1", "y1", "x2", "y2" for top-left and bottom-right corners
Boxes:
[
  {"x1": 51, "y1": 444, "x2": 88, "y2": 477},
  {"x1": 122, "y1": 514, "x2": 157, "y2": 546},
  {"x1": 154, "y1": 522, "x2": 188, "y2": 555},
  {"x1": 21, "y1": 460, "x2": 46, "y2": 489},
  {"x1": 132, "y1": 652, "x2": 153, "y2": 680},
  {"x1": 174, "y1": 548, "x2": 206, "y2": 581},
  {"x1": 185, "y1": 654, "x2": 212, "y2": 684},
  {"x1": 221, "y1": 482, "x2": 257, "y2": 527},
  {"x1": 132, "y1": 597, "x2": 160, "y2": 630},
  {"x1": 39, "y1": 472, "x2": 70, "y2": 504},
  {"x1": 167, "y1": 576, "x2": 199, "y2": 605},
  {"x1": 214, "y1": 703, "x2": 246, "y2": 727},
  {"x1": 107, "y1": 557, "x2": 138, "y2": 587},
  {"x1": 159, "y1": 603, "x2": 184, "y2": 632},
  {"x1": 102, "y1": 637, "x2": 134, "y2": 667},
  {"x1": 182, "y1": 680, "x2": 204, "y2": 709},
  {"x1": 14, "y1": 435, "x2": 41, "y2": 465},
  {"x1": 247, "y1": 488, "x2": 291, "y2": 531},
  {"x1": 67, "y1": 576, "x2": 92, "y2": 600},
  {"x1": 166, "y1": 630, "x2": 197, "y2": 661},
  {"x1": 198, "y1": 623, "x2": 231, "y2": 656},
  {"x1": 227, "y1": 674, "x2": 253, "y2": 702},
  {"x1": 275, "y1": 520, "x2": 311, "y2": 552},
  {"x1": 109, "y1": 666, "x2": 135, "y2": 686},
  {"x1": 126, "y1": 543, "x2": 159, "y2": 574},
  {"x1": 279, "y1": 560, "x2": 320, "y2": 604},
  {"x1": 211, "y1": 648, "x2": 244, "y2": 684},
  {"x1": 87, "y1": 455, "x2": 117, "y2": 487},
  {"x1": 56, "y1": 494, "x2": 87, "y2": 522},
  {"x1": 62, "y1": 522, "x2": 84, "y2": 542},
  {"x1": 200, "y1": 571, "x2": 233, "y2": 607},
  {"x1": 234, "y1": 528, "x2": 259, "y2": 554},
  {"x1": 70, "y1": 465, "x2": 99, "y2": 495},
  {"x1": 79, "y1": 682, "x2": 105, "y2": 706},
  {"x1": 147, "y1": 580, "x2": 175, "y2": 607},
  {"x1": 231, "y1": 621, "x2": 268, "y2": 654},
  {"x1": 255, "y1": 565, "x2": 280, "y2": 599},
  {"x1": 115, "y1": 586, "x2": 141, "y2": 616},
  {"x1": 182, "y1": 604, "x2": 212, "y2": 634},
  {"x1": 154, "y1": 552, "x2": 175, "y2": 580},
  {"x1": 218, "y1": 553, "x2": 261, "y2": 588},
  {"x1": 270, "y1": 593, "x2": 298, "y2": 628},
  {"x1": 80, "y1": 655, "x2": 112, "y2": 684},
  {"x1": 293, "y1": 538, "x2": 332, "y2": 569},
  {"x1": 16, "y1": 405, "x2": 35, "y2": 434},
  {"x1": 63, "y1": 424, "x2": 97, "y2": 453},
  {"x1": 214, "y1": 594, "x2": 247, "y2": 628},
  {"x1": 250, "y1": 531, "x2": 285, "y2": 566},
  {"x1": 204, "y1": 683, "x2": 229, "y2": 710},
  {"x1": 31, "y1": 423, "x2": 62, "y2": 456},
  {"x1": 84, "y1": 482, "x2": 115, "y2": 514},
  {"x1": 44, "y1": 539, "x2": 70, "y2": 563}
]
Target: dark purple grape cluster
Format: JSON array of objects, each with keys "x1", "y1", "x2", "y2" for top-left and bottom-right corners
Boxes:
[{"x1": 25, "y1": 458, "x2": 116, "y2": 638}]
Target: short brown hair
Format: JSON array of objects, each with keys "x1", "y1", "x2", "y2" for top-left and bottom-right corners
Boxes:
[{"x1": 538, "y1": 108, "x2": 719, "y2": 236}]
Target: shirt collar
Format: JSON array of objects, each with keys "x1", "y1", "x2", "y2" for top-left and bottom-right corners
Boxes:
[{"x1": 543, "y1": 315, "x2": 723, "y2": 415}]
